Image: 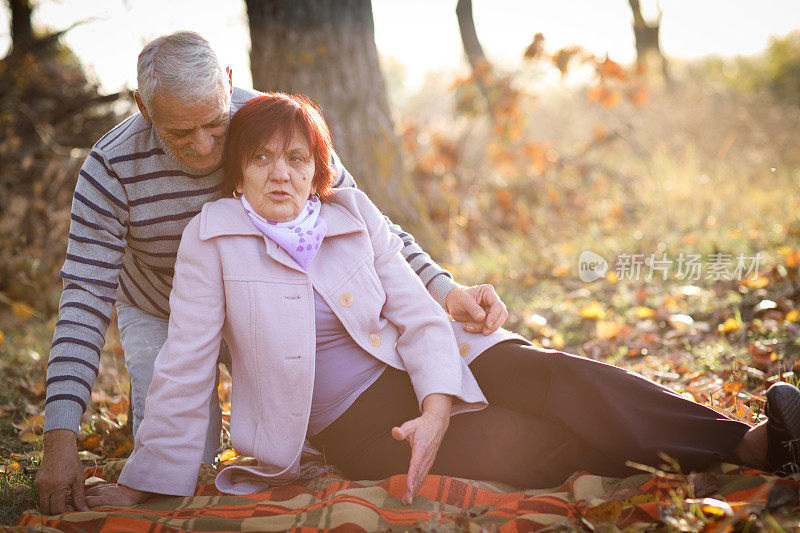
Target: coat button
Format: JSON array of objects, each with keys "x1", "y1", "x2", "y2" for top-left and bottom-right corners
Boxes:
[
  {"x1": 368, "y1": 333, "x2": 381, "y2": 347},
  {"x1": 340, "y1": 293, "x2": 354, "y2": 307},
  {"x1": 459, "y1": 343, "x2": 471, "y2": 356}
]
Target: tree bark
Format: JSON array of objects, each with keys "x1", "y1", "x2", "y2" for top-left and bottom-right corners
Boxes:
[
  {"x1": 246, "y1": 0, "x2": 440, "y2": 250},
  {"x1": 455, "y1": 0, "x2": 497, "y2": 121},
  {"x1": 627, "y1": 0, "x2": 670, "y2": 82},
  {"x1": 8, "y1": 0, "x2": 35, "y2": 55}
]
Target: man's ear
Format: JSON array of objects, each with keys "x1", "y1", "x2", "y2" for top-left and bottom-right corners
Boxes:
[
  {"x1": 134, "y1": 91, "x2": 153, "y2": 124},
  {"x1": 225, "y1": 66, "x2": 233, "y2": 97}
]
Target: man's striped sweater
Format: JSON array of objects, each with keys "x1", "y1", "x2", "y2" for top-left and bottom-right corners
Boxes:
[{"x1": 45, "y1": 87, "x2": 457, "y2": 434}]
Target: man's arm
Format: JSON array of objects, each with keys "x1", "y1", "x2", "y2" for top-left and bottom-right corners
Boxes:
[
  {"x1": 330, "y1": 151, "x2": 507, "y2": 333},
  {"x1": 37, "y1": 148, "x2": 129, "y2": 514},
  {"x1": 330, "y1": 151, "x2": 457, "y2": 305}
]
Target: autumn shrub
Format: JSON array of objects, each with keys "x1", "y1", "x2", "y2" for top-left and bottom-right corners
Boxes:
[
  {"x1": 694, "y1": 30, "x2": 800, "y2": 107},
  {"x1": 0, "y1": 46, "x2": 123, "y2": 312}
]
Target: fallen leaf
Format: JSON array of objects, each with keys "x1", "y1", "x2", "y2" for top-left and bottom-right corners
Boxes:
[
  {"x1": 0, "y1": 462, "x2": 21, "y2": 474},
  {"x1": 786, "y1": 250, "x2": 800, "y2": 268},
  {"x1": 584, "y1": 499, "x2": 623, "y2": 522},
  {"x1": 78, "y1": 450, "x2": 102, "y2": 461},
  {"x1": 12, "y1": 414, "x2": 44, "y2": 433},
  {"x1": 636, "y1": 306, "x2": 656, "y2": 319},
  {"x1": 596, "y1": 320, "x2": 625, "y2": 340},
  {"x1": 669, "y1": 314, "x2": 694, "y2": 329},
  {"x1": 579, "y1": 301, "x2": 606, "y2": 320},
  {"x1": 744, "y1": 276, "x2": 769, "y2": 290},
  {"x1": 549, "y1": 331, "x2": 565, "y2": 349},
  {"x1": 19, "y1": 431, "x2": 41, "y2": 443},
  {"x1": 718, "y1": 318, "x2": 740, "y2": 333},
  {"x1": 109, "y1": 399, "x2": 128, "y2": 416},
  {"x1": 10, "y1": 452, "x2": 36, "y2": 460},
  {"x1": 219, "y1": 448, "x2": 238, "y2": 463},
  {"x1": 80, "y1": 434, "x2": 101, "y2": 451},
  {"x1": 109, "y1": 440, "x2": 133, "y2": 458},
  {"x1": 754, "y1": 300, "x2": 778, "y2": 313},
  {"x1": 786, "y1": 310, "x2": 800, "y2": 322},
  {"x1": 11, "y1": 302, "x2": 35, "y2": 319}
]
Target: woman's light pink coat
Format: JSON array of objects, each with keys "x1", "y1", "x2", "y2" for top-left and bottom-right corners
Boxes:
[{"x1": 118, "y1": 188, "x2": 522, "y2": 496}]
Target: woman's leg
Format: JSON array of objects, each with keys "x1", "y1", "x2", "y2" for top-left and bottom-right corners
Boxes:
[
  {"x1": 469, "y1": 342, "x2": 752, "y2": 475},
  {"x1": 309, "y1": 367, "x2": 609, "y2": 487}
]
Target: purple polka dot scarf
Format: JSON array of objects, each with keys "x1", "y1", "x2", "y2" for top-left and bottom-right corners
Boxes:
[{"x1": 240, "y1": 195, "x2": 327, "y2": 270}]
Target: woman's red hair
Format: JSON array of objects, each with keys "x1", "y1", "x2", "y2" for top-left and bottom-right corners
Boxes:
[{"x1": 223, "y1": 93, "x2": 334, "y2": 199}]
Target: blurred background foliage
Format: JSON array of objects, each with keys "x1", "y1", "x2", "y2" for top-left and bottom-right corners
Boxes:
[{"x1": 696, "y1": 30, "x2": 800, "y2": 106}]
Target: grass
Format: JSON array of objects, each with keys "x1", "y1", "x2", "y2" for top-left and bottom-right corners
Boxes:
[{"x1": 0, "y1": 309, "x2": 127, "y2": 526}]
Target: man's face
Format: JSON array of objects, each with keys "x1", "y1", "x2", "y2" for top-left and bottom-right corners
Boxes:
[{"x1": 148, "y1": 90, "x2": 230, "y2": 172}]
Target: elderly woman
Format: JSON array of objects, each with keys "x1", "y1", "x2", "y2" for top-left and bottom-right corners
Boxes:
[{"x1": 87, "y1": 93, "x2": 800, "y2": 508}]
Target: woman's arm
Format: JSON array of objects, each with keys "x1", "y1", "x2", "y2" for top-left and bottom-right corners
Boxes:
[
  {"x1": 391, "y1": 393, "x2": 452, "y2": 504},
  {"x1": 348, "y1": 189, "x2": 478, "y2": 503},
  {"x1": 113, "y1": 214, "x2": 227, "y2": 498}
]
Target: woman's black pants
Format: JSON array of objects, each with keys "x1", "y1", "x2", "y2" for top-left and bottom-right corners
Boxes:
[{"x1": 308, "y1": 342, "x2": 751, "y2": 488}]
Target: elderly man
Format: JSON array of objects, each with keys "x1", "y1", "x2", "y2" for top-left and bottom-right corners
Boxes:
[{"x1": 36, "y1": 31, "x2": 508, "y2": 514}]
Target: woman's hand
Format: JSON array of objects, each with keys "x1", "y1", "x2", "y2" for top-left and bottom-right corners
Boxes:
[
  {"x1": 85, "y1": 483, "x2": 150, "y2": 508},
  {"x1": 391, "y1": 393, "x2": 452, "y2": 505}
]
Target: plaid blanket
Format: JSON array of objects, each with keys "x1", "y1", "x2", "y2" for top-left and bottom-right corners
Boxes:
[{"x1": 15, "y1": 462, "x2": 786, "y2": 532}]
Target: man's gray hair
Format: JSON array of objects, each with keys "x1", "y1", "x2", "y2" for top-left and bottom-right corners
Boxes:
[{"x1": 137, "y1": 31, "x2": 228, "y2": 116}]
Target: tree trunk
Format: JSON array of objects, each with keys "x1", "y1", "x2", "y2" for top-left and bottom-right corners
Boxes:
[
  {"x1": 246, "y1": 0, "x2": 440, "y2": 251},
  {"x1": 8, "y1": 0, "x2": 35, "y2": 55},
  {"x1": 455, "y1": 0, "x2": 497, "y2": 121},
  {"x1": 627, "y1": 0, "x2": 670, "y2": 82}
]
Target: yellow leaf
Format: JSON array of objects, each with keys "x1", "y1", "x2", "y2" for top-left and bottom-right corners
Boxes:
[
  {"x1": 2, "y1": 462, "x2": 22, "y2": 474},
  {"x1": 636, "y1": 306, "x2": 656, "y2": 319},
  {"x1": 606, "y1": 271, "x2": 619, "y2": 283},
  {"x1": 745, "y1": 276, "x2": 769, "y2": 290},
  {"x1": 718, "y1": 318, "x2": 740, "y2": 334},
  {"x1": 0, "y1": 330, "x2": 4, "y2": 344},
  {"x1": 80, "y1": 434, "x2": 101, "y2": 450},
  {"x1": 579, "y1": 301, "x2": 606, "y2": 320},
  {"x1": 787, "y1": 251, "x2": 800, "y2": 269},
  {"x1": 19, "y1": 431, "x2": 41, "y2": 443},
  {"x1": 786, "y1": 310, "x2": 800, "y2": 323},
  {"x1": 550, "y1": 332, "x2": 565, "y2": 348},
  {"x1": 11, "y1": 302, "x2": 34, "y2": 319},
  {"x1": 218, "y1": 449, "x2": 238, "y2": 463},
  {"x1": 584, "y1": 500, "x2": 623, "y2": 522},
  {"x1": 109, "y1": 400, "x2": 128, "y2": 416},
  {"x1": 596, "y1": 320, "x2": 624, "y2": 340},
  {"x1": 13, "y1": 414, "x2": 44, "y2": 433}
]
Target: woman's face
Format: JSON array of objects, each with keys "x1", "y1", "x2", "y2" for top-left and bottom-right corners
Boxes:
[{"x1": 238, "y1": 130, "x2": 315, "y2": 222}]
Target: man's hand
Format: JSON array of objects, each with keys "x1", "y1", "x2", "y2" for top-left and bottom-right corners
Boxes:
[
  {"x1": 391, "y1": 393, "x2": 451, "y2": 505},
  {"x1": 445, "y1": 284, "x2": 508, "y2": 335},
  {"x1": 36, "y1": 429, "x2": 89, "y2": 514},
  {"x1": 85, "y1": 483, "x2": 150, "y2": 508}
]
